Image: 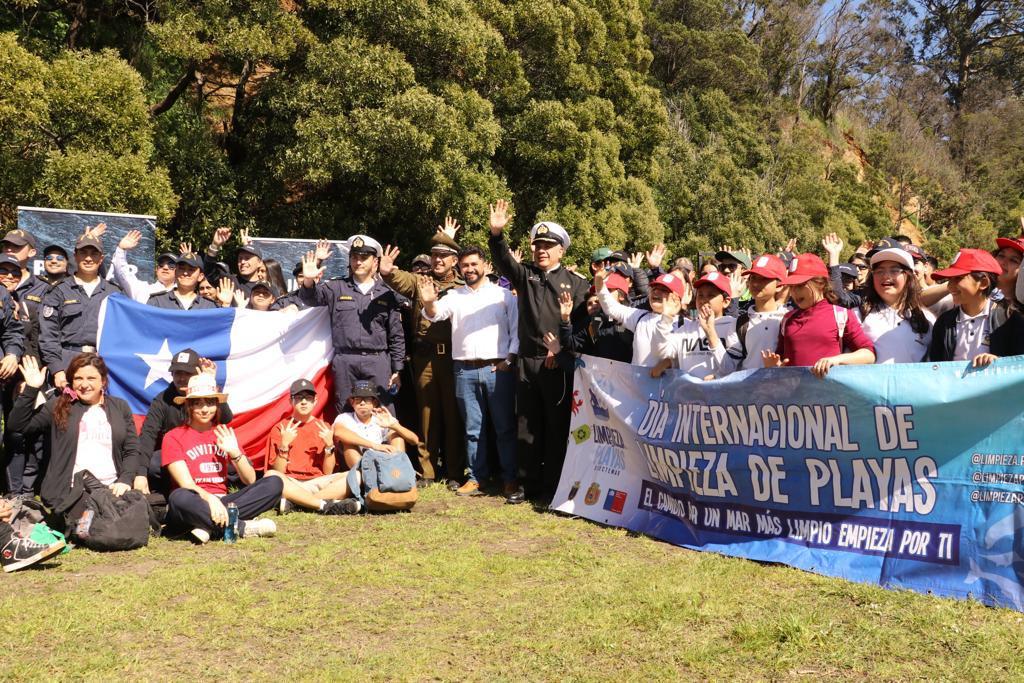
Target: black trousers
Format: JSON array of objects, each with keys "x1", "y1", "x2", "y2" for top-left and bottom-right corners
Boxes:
[
  {"x1": 330, "y1": 351, "x2": 392, "y2": 414},
  {"x1": 2, "y1": 383, "x2": 46, "y2": 496},
  {"x1": 164, "y1": 477, "x2": 283, "y2": 535},
  {"x1": 517, "y1": 356, "x2": 574, "y2": 501}
]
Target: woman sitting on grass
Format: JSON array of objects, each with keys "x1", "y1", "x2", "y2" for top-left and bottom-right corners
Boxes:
[
  {"x1": 9, "y1": 354, "x2": 141, "y2": 514},
  {"x1": 161, "y1": 373, "x2": 281, "y2": 543}
]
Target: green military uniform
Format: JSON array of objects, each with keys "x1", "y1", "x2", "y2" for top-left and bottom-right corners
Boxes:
[{"x1": 383, "y1": 233, "x2": 465, "y2": 483}]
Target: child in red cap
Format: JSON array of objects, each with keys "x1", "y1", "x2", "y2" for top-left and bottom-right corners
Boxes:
[
  {"x1": 994, "y1": 236, "x2": 1023, "y2": 302},
  {"x1": 763, "y1": 253, "x2": 875, "y2": 377},
  {"x1": 721, "y1": 254, "x2": 790, "y2": 373},
  {"x1": 927, "y1": 248, "x2": 1022, "y2": 364},
  {"x1": 592, "y1": 267, "x2": 686, "y2": 366},
  {"x1": 651, "y1": 271, "x2": 739, "y2": 379}
]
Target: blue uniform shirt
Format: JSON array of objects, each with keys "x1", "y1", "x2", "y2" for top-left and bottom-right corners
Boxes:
[
  {"x1": 39, "y1": 278, "x2": 122, "y2": 373},
  {"x1": 299, "y1": 277, "x2": 405, "y2": 373},
  {"x1": 147, "y1": 290, "x2": 218, "y2": 311}
]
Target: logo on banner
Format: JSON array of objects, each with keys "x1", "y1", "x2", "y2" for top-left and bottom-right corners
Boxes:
[
  {"x1": 593, "y1": 446, "x2": 625, "y2": 476},
  {"x1": 592, "y1": 425, "x2": 624, "y2": 448},
  {"x1": 584, "y1": 483, "x2": 601, "y2": 505},
  {"x1": 572, "y1": 424, "x2": 591, "y2": 445},
  {"x1": 603, "y1": 489, "x2": 627, "y2": 514},
  {"x1": 571, "y1": 390, "x2": 583, "y2": 415},
  {"x1": 589, "y1": 389, "x2": 609, "y2": 420}
]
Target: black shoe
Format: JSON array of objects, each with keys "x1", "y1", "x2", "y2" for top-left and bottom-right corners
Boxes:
[
  {"x1": 416, "y1": 478, "x2": 435, "y2": 489},
  {"x1": 321, "y1": 499, "x2": 362, "y2": 515},
  {"x1": 0, "y1": 522, "x2": 65, "y2": 573},
  {"x1": 446, "y1": 479, "x2": 461, "y2": 492},
  {"x1": 504, "y1": 483, "x2": 526, "y2": 505}
]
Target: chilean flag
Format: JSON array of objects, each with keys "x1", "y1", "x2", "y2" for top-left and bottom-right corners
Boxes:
[{"x1": 97, "y1": 294, "x2": 333, "y2": 468}]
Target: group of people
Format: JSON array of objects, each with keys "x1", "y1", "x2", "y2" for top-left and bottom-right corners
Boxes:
[{"x1": 2, "y1": 201, "x2": 1023, "y2": 572}]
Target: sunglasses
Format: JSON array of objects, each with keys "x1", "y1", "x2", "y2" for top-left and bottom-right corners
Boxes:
[
  {"x1": 717, "y1": 262, "x2": 740, "y2": 273},
  {"x1": 44, "y1": 254, "x2": 67, "y2": 262},
  {"x1": 157, "y1": 261, "x2": 176, "y2": 269},
  {"x1": 0, "y1": 268, "x2": 20, "y2": 277}
]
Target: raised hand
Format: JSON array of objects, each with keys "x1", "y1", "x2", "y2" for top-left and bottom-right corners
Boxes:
[
  {"x1": 179, "y1": 241, "x2": 193, "y2": 256},
  {"x1": 542, "y1": 331, "x2": 561, "y2": 356},
  {"x1": 198, "y1": 358, "x2": 217, "y2": 376},
  {"x1": 86, "y1": 222, "x2": 107, "y2": 239},
  {"x1": 660, "y1": 291, "x2": 683, "y2": 319},
  {"x1": 592, "y1": 265, "x2": 608, "y2": 291},
  {"x1": 279, "y1": 418, "x2": 299, "y2": 449},
  {"x1": 437, "y1": 215, "x2": 460, "y2": 240},
  {"x1": 372, "y1": 406, "x2": 398, "y2": 429},
  {"x1": 379, "y1": 245, "x2": 400, "y2": 277},
  {"x1": 646, "y1": 243, "x2": 667, "y2": 269},
  {"x1": 239, "y1": 228, "x2": 253, "y2": 246},
  {"x1": 489, "y1": 199, "x2": 510, "y2": 236},
  {"x1": 301, "y1": 251, "x2": 324, "y2": 282},
  {"x1": 697, "y1": 303, "x2": 716, "y2": 335},
  {"x1": 784, "y1": 238, "x2": 797, "y2": 254},
  {"x1": 315, "y1": 239, "x2": 332, "y2": 262},
  {"x1": 216, "y1": 278, "x2": 236, "y2": 307},
  {"x1": 558, "y1": 290, "x2": 573, "y2": 321},
  {"x1": 822, "y1": 232, "x2": 843, "y2": 265},
  {"x1": 627, "y1": 252, "x2": 643, "y2": 269},
  {"x1": 18, "y1": 356, "x2": 46, "y2": 389},
  {"x1": 510, "y1": 248, "x2": 523, "y2": 264},
  {"x1": 416, "y1": 274, "x2": 437, "y2": 304},
  {"x1": 212, "y1": 227, "x2": 231, "y2": 248},
  {"x1": 233, "y1": 290, "x2": 250, "y2": 309},
  {"x1": 317, "y1": 420, "x2": 334, "y2": 449},
  {"x1": 761, "y1": 350, "x2": 790, "y2": 368},
  {"x1": 214, "y1": 424, "x2": 241, "y2": 458},
  {"x1": 119, "y1": 229, "x2": 142, "y2": 251}
]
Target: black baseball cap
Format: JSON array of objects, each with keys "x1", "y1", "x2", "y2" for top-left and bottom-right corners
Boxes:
[
  {"x1": 75, "y1": 234, "x2": 103, "y2": 252},
  {"x1": 238, "y1": 244, "x2": 264, "y2": 260},
  {"x1": 169, "y1": 348, "x2": 201, "y2": 374},
  {"x1": 43, "y1": 244, "x2": 69, "y2": 258},
  {"x1": 1, "y1": 229, "x2": 36, "y2": 250},
  {"x1": 176, "y1": 253, "x2": 202, "y2": 268},
  {"x1": 290, "y1": 378, "x2": 316, "y2": 397},
  {"x1": 836, "y1": 263, "x2": 859, "y2": 279},
  {"x1": 0, "y1": 254, "x2": 23, "y2": 273},
  {"x1": 350, "y1": 380, "x2": 379, "y2": 399},
  {"x1": 251, "y1": 280, "x2": 279, "y2": 297}
]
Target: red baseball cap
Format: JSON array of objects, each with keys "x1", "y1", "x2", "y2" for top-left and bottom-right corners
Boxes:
[
  {"x1": 743, "y1": 254, "x2": 787, "y2": 281},
  {"x1": 650, "y1": 273, "x2": 685, "y2": 298},
  {"x1": 604, "y1": 272, "x2": 630, "y2": 295},
  {"x1": 932, "y1": 248, "x2": 1002, "y2": 280},
  {"x1": 995, "y1": 236, "x2": 1024, "y2": 254},
  {"x1": 780, "y1": 253, "x2": 830, "y2": 286},
  {"x1": 693, "y1": 270, "x2": 732, "y2": 298}
]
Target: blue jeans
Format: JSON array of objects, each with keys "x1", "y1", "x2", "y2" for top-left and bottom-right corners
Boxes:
[{"x1": 454, "y1": 361, "x2": 517, "y2": 484}]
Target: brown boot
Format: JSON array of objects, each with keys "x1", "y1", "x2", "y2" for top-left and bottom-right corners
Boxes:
[{"x1": 456, "y1": 480, "x2": 484, "y2": 497}]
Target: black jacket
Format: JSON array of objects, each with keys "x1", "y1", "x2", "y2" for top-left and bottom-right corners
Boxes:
[
  {"x1": 137, "y1": 384, "x2": 234, "y2": 475},
  {"x1": 489, "y1": 234, "x2": 591, "y2": 358},
  {"x1": 927, "y1": 301, "x2": 1021, "y2": 361},
  {"x1": 9, "y1": 385, "x2": 139, "y2": 510}
]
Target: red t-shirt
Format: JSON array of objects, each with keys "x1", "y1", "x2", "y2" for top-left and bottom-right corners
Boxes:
[
  {"x1": 777, "y1": 299, "x2": 874, "y2": 367},
  {"x1": 161, "y1": 425, "x2": 229, "y2": 495},
  {"x1": 265, "y1": 418, "x2": 331, "y2": 480}
]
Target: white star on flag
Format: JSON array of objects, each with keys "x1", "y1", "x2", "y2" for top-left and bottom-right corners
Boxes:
[{"x1": 136, "y1": 338, "x2": 174, "y2": 389}]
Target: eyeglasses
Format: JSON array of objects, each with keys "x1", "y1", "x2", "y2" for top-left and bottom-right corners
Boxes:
[
  {"x1": 853, "y1": 263, "x2": 868, "y2": 271},
  {"x1": 44, "y1": 254, "x2": 66, "y2": 262},
  {"x1": 872, "y1": 267, "x2": 908, "y2": 278},
  {"x1": 292, "y1": 393, "x2": 316, "y2": 403}
]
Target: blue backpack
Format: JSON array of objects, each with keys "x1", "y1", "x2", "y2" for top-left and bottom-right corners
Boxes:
[{"x1": 346, "y1": 450, "x2": 418, "y2": 512}]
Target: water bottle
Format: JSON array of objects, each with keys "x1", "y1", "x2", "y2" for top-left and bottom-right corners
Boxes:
[{"x1": 224, "y1": 502, "x2": 239, "y2": 543}]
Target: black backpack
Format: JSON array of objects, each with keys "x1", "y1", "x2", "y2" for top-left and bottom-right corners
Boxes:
[{"x1": 55, "y1": 471, "x2": 155, "y2": 551}]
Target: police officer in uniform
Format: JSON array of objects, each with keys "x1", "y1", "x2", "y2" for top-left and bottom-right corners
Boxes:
[
  {"x1": 299, "y1": 235, "x2": 405, "y2": 414},
  {"x1": 379, "y1": 231, "x2": 465, "y2": 486},
  {"x1": 147, "y1": 253, "x2": 217, "y2": 310},
  {"x1": 39, "y1": 244, "x2": 72, "y2": 286},
  {"x1": 39, "y1": 234, "x2": 122, "y2": 389},
  {"x1": 487, "y1": 200, "x2": 589, "y2": 502}
]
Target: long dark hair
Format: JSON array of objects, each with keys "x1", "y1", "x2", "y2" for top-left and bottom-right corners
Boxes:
[
  {"x1": 263, "y1": 258, "x2": 288, "y2": 295},
  {"x1": 54, "y1": 353, "x2": 109, "y2": 430},
  {"x1": 861, "y1": 265, "x2": 930, "y2": 334}
]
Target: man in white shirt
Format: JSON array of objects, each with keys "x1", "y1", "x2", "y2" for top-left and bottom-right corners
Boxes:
[
  {"x1": 420, "y1": 246, "x2": 524, "y2": 504},
  {"x1": 112, "y1": 228, "x2": 176, "y2": 303}
]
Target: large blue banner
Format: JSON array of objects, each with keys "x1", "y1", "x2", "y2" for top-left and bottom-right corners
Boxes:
[{"x1": 553, "y1": 355, "x2": 1024, "y2": 611}]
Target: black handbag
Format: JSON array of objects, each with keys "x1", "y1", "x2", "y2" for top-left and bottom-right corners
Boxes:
[{"x1": 55, "y1": 471, "x2": 152, "y2": 551}]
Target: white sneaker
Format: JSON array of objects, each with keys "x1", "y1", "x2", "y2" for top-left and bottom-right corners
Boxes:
[
  {"x1": 278, "y1": 498, "x2": 294, "y2": 515},
  {"x1": 190, "y1": 528, "x2": 211, "y2": 544},
  {"x1": 240, "y1": 518, "x2": 277, "y2": 539}
]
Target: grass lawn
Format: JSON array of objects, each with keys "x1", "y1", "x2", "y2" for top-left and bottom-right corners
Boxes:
[{"x1": 2, "y1": 484, "x2": 1022, "y2": 681}]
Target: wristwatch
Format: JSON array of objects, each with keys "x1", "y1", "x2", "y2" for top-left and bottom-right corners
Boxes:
[{"x1": 324, "y1": 445, "x2": 336, "y2": 454}]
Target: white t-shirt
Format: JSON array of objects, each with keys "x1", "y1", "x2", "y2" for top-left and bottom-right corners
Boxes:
[
  {"x1": 334, "y1": 412, "x2": 389, "y2": 453},
  {"x1": 73, "y1": 404, "x2": 117, "y2": 486},
  {"x1": 953, "y1": 301, "x2": 992, "y2": 362},
  {"x1": 724, "y1": 307, "x2": 789, "y2": 372},
  {"x1": 858, "y1": 306, "x2": 933, "y2": 364},
  {"x1": 75, "y1": 276, "x2": 101, "y2": 297},
  {"x1": 597, "y1": 286, "x2": 672, "y2": 367},
  {"x1": 653, "y1": 315, "x2": 738, "y2": 378}
]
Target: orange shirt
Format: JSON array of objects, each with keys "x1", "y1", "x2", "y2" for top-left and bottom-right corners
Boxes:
[{"x1": 265, "y1": 418, "x2": 331, "y2": 480}]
